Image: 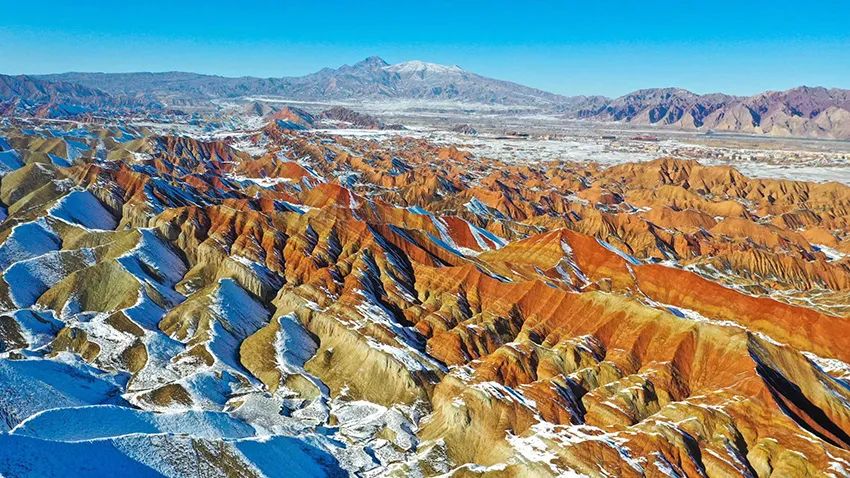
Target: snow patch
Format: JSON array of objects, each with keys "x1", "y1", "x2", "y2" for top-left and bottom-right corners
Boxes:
[{"x1": 49, "y1": 190, "x2": 117, "y2": 230}]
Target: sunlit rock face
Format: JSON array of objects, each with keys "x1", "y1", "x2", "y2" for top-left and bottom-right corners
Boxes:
[{"x1": 0, "y1": 117, "x2": 849, "y2": 478}]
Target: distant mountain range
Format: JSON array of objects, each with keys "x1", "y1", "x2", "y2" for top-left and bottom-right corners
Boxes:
[
  {"x1": 36, "y1": 56, "x2": 584, "y2": 108},
  {"x1": 577, "y1": 86, "x2": 850, "y2": 139},
  {"x1": 0, "y1": 74, "x2": 156, "y2": 117},
  {"x1": 2, "y1": 56, "x2": 849, "y2": 139}
]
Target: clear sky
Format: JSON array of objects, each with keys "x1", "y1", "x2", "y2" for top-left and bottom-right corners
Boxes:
[{"x1": 1, "y1": 0, "x2": 849, "y2": 97}]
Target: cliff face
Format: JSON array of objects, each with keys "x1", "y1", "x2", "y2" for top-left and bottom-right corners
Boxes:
[{"x1": 0, "y1": 119, "x2": 849, "y2": 477}]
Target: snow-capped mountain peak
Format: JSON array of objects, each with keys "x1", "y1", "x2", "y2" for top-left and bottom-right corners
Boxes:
[{"x1": 385, "y1": 60, "x2": 464, "y2": 75}]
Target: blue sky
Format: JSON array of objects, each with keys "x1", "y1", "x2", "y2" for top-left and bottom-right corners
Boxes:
[{"x1": 1, "y1": 0, "x2": 849, "y2": 97}]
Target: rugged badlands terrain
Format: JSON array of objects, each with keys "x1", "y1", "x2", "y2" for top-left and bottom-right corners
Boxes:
[{"x1": 1, "y1": 116, "x2": 850, "y2": 477}]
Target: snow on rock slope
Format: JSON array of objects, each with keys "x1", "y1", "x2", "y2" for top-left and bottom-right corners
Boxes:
[{"x1": 49, "y1": 189, "x2": 118, "y2": 230}]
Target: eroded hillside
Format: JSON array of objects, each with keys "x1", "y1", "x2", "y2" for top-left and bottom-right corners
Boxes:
[{"x1": 0, "y1": 118, "x2": 849, "y2": 477}]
